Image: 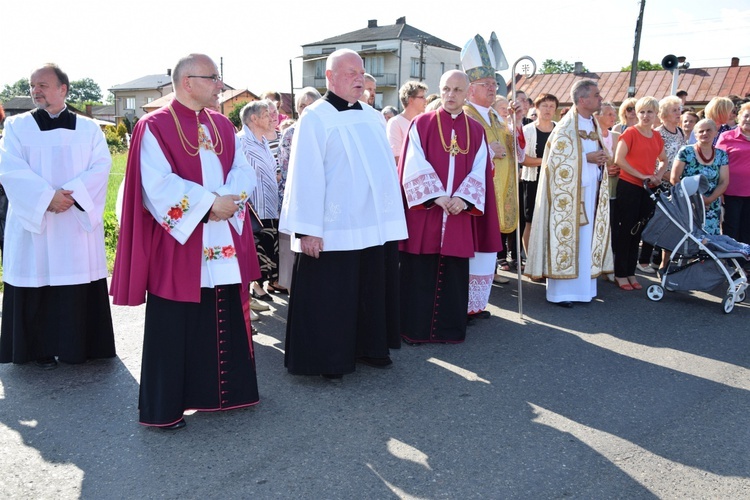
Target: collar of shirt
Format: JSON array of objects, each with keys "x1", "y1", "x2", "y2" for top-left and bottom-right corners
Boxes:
[
  {"x1": 45, "y1": 105, "x2": 68, "y2": 119},
  {"x1": 242, "y1": 123, "x2": 268, "y2": 146},
  {"x1": 323, "y1": 91, "x2": 362, "y2": 112}
]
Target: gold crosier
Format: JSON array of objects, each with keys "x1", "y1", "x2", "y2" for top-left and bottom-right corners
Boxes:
[{"x1": 168, "y1": 104, "x2": 224, "y2": 157}]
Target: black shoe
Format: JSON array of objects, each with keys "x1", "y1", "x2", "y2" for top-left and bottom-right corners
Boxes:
[
  {"x1": 402, "y1": 338, "x2": 422, "y2": 346},
  {"x1": 552, "y1": 301, "x2": 573, "y2": 308},
  {"x1": 321, "y1": 373, "x2": 343, "y2": 381},
  {"x1": 252, "y1": 289, "x2": 273, "y2": 301},
  {"x1": 161, "y1": 419, "x2": 187, "y2": 431},
  {"x1": 35, "y1": 357, "x2": 58, "y2": 370},
  {"x1": 357, "y1": 356, "x2": 393, "y2": 368},
  {"x1": 468, "y1": 310, "x2": 491, "y2": 320}
]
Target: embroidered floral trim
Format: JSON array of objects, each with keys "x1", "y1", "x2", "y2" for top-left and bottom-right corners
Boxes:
[
  {"x1": 236, "y1": 191, "x2": 248, "y2": 221},
  {"x1": 455, "y1": 176, "x2": 486, "y2": 205},
  {"x1": 162, "y1": 195, "x2": 190, "y2": 232},
  {"x1": 204, "y1": 245, "x2": 237, "y2": 261},
  {"x1": 404, "y1": 172, "x2": 444, "y2": 205}
]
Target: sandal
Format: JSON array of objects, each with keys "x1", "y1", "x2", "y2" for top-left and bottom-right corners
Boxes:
[
  {"x1": 615, "y1": 278, "x2": 633, "y2": 291},
  {"x1": 498, "y1": 259, "x2": 511, "y2": 272},
  {"x1": 628, "y1": 279, "x2": 642, "y2": 290}
]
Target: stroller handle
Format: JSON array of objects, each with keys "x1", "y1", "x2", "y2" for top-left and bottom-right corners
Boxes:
[{"x1": 643, "y1": 179, "x2": 658, "y2": 199}]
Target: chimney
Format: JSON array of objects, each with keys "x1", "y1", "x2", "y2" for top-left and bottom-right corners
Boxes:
[
  {"x1": 396, "y1": 16, "x2": 406, "y2": 25},
  {"x1": 731, "y1": 57, "x2": 740, "y2": 67},
  {"x1": 574, "y1": 62, "x2": 583, "y2": 74},
  {"x1": 86, "y1": 104, "x2": 92, "y2": 116},
  {"x1": 167, "y1": 68, "x2": 172, "y2": 76},
  {"x1": 368, "y1": 19, "x2": 377, "y2": 28}
]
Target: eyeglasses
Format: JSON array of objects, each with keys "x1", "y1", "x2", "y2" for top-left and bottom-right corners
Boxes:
[
  {"x1": 411, "y1": 95, "x2": 426, "y2": 100},
  {"x1": 472, "y1": 81, "x2": 498, "y2": 90},
  {"x1": 626, "y1": 107, "x2": 635, "y2": 112},
  {"x1": 188, "y1": 74, "x2": 221, "y2": 83}
]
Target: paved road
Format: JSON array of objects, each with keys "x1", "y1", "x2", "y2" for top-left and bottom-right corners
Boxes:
[{"x1": 1, "y1": 272, "x2": 749, "y2": 499}]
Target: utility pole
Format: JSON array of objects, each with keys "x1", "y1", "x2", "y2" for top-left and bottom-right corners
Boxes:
[
  {"x1": 419, "y1": 36, "x2": 425, "y2": 82},
  {"x1": 628, "y1": 0, "x2": 646, "y2": 98}
]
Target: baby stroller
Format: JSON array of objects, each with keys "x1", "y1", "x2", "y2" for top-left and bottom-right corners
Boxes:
[{"x1": 641, "y1": 174, "x2": 749, "y2": 313}]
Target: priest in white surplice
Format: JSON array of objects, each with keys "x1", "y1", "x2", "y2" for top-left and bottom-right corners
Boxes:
[
  {"x1": 524, "y1": 80, "x2": 614, "y2": 307},
  {"x1": 0, "y1": 63, "x2": 115, "y2": 369},
  {"x1": 279, "y1": 49, "x2": 407, "y2": 379}
]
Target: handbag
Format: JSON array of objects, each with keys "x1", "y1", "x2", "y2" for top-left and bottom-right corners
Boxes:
[{"x1": 248, "y1": 202, "x2": 263, "y2": 234}]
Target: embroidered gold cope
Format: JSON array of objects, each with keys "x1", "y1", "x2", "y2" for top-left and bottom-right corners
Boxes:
[
  {"x1": 524, "y1": 108, "x2": 613, "y2": 279},
  {"x1": 463, "y1": 104, "x2": 518, "y2": 233}
]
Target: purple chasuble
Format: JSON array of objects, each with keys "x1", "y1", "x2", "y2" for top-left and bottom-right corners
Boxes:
[
  {"x1": 111, "y1": 99, "x2": 260, "y2": 305},
  {"x1": 398, "y1": 108, "x2": 487, "y2": 258}
]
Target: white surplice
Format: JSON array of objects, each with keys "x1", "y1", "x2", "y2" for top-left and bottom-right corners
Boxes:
[{"x1": 140, "y1": 123, "x2": 255, "y2": 288}]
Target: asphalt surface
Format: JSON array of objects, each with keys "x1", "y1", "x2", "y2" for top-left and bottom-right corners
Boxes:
[{"x1": 1, "y1": 270, "x2": 749, "y2": 499}]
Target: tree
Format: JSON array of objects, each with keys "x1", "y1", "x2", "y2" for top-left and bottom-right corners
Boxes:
[
  {"x1": 0, "y1": 78, "x2": 30, "y2": 103},
  {"x1": 228, "y1": 101, "x2": 246, "y2": 129},
  {"x1": 621, "y1": 60, "x2": 662, "y2": 72},
  {"x1": 68, "y1": 78, "x2": 103, "y2": 103},
  {"x1": 540, "y1": 59, "x2": 587, "y2": 74}
]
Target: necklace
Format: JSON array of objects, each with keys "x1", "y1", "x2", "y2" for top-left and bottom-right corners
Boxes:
[
  {"x1": 437, "y1": 110, "x2": 470, "y2": 156},
  {"x1": 696, "y1": 144, "x2": 715, "y2": 163},
  {"x1": 168, "y1": 105, "x2": 224, "y2": 157}
]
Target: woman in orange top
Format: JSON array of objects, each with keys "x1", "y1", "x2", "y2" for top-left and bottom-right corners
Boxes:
[{"x1": 613, "y1": 96, "x2": 668, "y2": 291}]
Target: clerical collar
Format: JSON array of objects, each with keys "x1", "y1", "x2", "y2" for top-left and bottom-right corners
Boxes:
[
  {"x1": 468, "y1": 101, "x2": 493, "y2": 124},
  {"x1": 45, "y1": 105, "x2": 68, "y2": 119},
  {"x1": 323, "y1": 91, "x2": 362, "y2": 112}
]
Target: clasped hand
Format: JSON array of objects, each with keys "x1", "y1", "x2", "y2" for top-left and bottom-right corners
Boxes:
[
  {"x1": 209, "y1": 194, "x2": 241, "y2": 221},
  {"x1": 47, "y1": 189, "x2": 75, "y2": 214},
  {"x1": 435, "y1": 196, "x2": 466, "y2": 216}
]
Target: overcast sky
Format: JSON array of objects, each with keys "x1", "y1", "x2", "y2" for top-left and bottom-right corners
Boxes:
[{"x1": 3, "y1": 0, "x2": 749, "y2": 98}]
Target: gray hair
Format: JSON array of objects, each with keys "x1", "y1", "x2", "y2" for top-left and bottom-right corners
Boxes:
[
  {"x1": 595, "y1": 101, "x2": 616, "y2": 116},
  {"x1": 571, "y1": 79, "x2": 598, "y2": 105},
  {"x1": 240, "y1": 100, "x2": 269, "y2": 125},
  {"x1": 364, "y1": 73, "x2": 376, "y2": 84},
  {"x1": 172, "y1": 54, "x2": 201, "y2": 87},
  {"x1": 295, "y1": 86, "x2": 321, "y2": 113}
]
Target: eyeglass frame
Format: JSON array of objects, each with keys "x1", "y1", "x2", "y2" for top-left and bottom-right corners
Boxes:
[
  {"x1": 471, "y1": 81, "x2": 499, "y2": 90},
  {"x1": 187, "y1": 74, "x2": 222, "y2": 83}
]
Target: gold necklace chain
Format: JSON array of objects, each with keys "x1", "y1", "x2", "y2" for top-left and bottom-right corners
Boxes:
[
  {"x1": 437, "y1": 110, "x2": 470, "y2": 156},
  {"x1": 168, "y1": 104, "x2": 224, "y2": 157}
]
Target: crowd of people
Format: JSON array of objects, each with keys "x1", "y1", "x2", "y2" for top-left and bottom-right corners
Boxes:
[{"x1": 1, "y1": 45, "x2": 748, "y2": 431}]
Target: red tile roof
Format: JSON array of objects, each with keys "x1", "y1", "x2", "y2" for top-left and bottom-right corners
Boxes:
[{"x1": 514, "y1": 66, "x2": 750, "y2": 107}]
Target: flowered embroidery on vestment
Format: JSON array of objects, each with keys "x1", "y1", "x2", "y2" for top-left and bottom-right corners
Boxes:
[
  {"x1": 455, "y1": 176, "x2": 485, "y2": 205},
  {"x1": 236, "y1": 191, "x2": 248, "y2": 221},
  {"x1": 404, "y1": 172, "x2": 444, "y2": 204},
  {"x1": 204, "y1": 245, "x2": 237, "y2": 261},
  {"x1": 162, "y1": 195, "x2": 190, "y2": 232}
]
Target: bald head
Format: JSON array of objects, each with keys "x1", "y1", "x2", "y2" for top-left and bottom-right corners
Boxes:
[
  {"x1": 439, "y1": 70, "x2": 470, "y2": 115},
  {"x1": 172, "y1": 53, "x2": 222, "y2": 111},
  {"x1": 325, "y1": 49, "x2": 366, "y2": 104}
]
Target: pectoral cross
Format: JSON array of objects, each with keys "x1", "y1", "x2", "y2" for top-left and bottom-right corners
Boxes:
[{"x1": 449, "y1": 137, "x2": 460, "y2": 156}]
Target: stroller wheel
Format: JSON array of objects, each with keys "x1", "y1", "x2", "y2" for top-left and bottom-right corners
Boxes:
[
  {"x1": 722, "y1": 294, "x2": 735, "y2": 314},
  {"x1": 736, "y1": 290, "x2": 746, "y2": 303},
  {"x1": 647, "y1": 284, "x2": 664, "y2": 301}
]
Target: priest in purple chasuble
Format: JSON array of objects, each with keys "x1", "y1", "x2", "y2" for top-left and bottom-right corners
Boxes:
[
  {"x1": 398, "y1": 70, "x2": 490, "y2": 344},
  {"x1": 0, "y1": 63, "x2": 115, "y2": 368},
  {"x1": 111, "y1": 54, "x2": 260, "y2": 430},
  {"x1": 279, "y1": 49, "x2": 407, "y2": 379}
]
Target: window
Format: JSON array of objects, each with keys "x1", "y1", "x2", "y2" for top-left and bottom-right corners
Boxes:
[
  {"x1": 146, "y1": 97, "x2": 154, "y2": 103},
  {"x1": 322, "y1": 47, "x2": 335, "y2": 54},
  {"x1": 441, "y1": 63, "x2": 445, "y2": 75},
  {"x1": 410, "y1": 58, "x2": 422, "y2": 79},
  {"x1": 363, "y1": 56, "x2": 384, "y2": 76},
  {"x1": 125, "y1": 97, "x2": 136, "y2": 110},
  {"x1": 361, "y1": 44, "x2": 376, "y2": 50},
  {"x1": 315, "y1": 60, "x2": 326, "y2": 79}
]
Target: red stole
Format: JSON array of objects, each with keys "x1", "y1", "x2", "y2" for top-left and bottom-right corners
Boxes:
[
  {"x1": 111, "y1": 99, "x2": 259, "y2": 305},
  {"x1": 398, "y1": 108, "x2": 486, "y2": 258}
]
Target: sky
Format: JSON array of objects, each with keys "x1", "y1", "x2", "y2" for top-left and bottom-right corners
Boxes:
[{"x1": 2, "y1": 0, "x2": 749, "y2": 99}]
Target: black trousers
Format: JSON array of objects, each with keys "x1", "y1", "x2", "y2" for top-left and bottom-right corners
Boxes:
[{"x1": 614, "y1": 181, "x2": 655, "y2": 277}]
